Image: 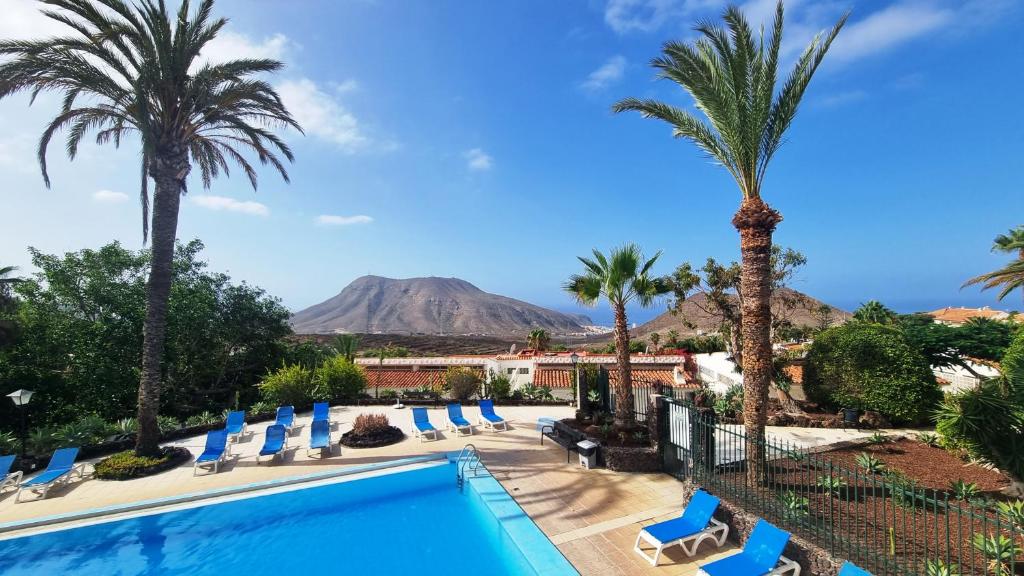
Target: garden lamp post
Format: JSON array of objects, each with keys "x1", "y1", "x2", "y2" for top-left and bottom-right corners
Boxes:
[
  {"x1": 6, "y1": 389, "x2": 34, "y2": 458},
  {"x1": 570, "y1": 353, "x2": 579, "y2": 407}
]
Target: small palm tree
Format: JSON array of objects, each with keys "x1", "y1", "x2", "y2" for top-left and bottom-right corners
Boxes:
[
  {"x1": 0, "y1": 0, "x2": 301, "y2": 456},
  {"x1": 527, "y1": 329, "x2": 551, "y2": 351},
  {"x1": 649, "y1": 331, "x2": 661, "y2": 354},
  {"x1": 965, "y1": 226, "x2": 1024, "y2": 302},
  {"x1": 853, "y1": 300, "x2": 896, "y2": 324},
  {"x1": 564, "y1": 244, "x2": 669, "y2": 427},
  {"x1": 612, "y1": 1, "x2": 845, "y2": 480},
  {"x1": 333, "y1": 334, "x2": 360, "y2": 362}
]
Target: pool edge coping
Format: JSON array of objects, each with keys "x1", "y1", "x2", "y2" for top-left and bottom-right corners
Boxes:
[{"x1": 0, "y1": 453, "x2": 446, "y2": 535}]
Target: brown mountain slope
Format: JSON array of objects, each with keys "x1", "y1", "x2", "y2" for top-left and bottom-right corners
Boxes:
[{"x1": 291, "y1": 275, "x2": 592, "y2": 336}]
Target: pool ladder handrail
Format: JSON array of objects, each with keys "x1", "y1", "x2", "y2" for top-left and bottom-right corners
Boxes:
[{"x1": 456, "y1": 444, "x2": 482, "y2": 490}]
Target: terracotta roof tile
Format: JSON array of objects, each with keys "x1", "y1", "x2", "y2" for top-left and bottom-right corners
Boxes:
[
  {"x1": 927, "y1": 306, "x2": 1010, "y2": 325},
  {"x1": 362, "y1": 368, "x2": 447, "y2": 389},
  {"x1": 533, "y1": 368, "x2": 574, "y2": 388}
]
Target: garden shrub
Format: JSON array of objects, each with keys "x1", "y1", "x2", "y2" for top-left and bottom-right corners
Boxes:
[
  {"x1": 53, "y1": 415, "x2": 115, "y2": 446},
  {"x1": 313, "y1": 356, "x2": 367, "y2": 401},
  {"x1": 486, "y1": 371, "x2": 512, "y2": 400},
  {"x1": 352, "y1": 413, "x2": 390, "y2": 436},
  {"x1": 258, "y1": 364, "x2": 315, "y2": 407},
  {"x1": 445, "y1": 367, "x2": 481, "y2": 400},
  {"x1": 157, "y1": 415, "x2": 181, "y2": 435},
  {"x1": 804, "y1": 322, "x2": 941, "y2": 424},
  {"x1": 94, "y1": 449, "x2": 172, "y2": 480},
  {"x1": 184, "y1": 411, "x2": 219, "y2": 427},
  {"x1": 0, "y1": 430, "x2": 17, "y2": 454}
]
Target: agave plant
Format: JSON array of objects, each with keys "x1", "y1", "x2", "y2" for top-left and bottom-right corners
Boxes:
[
  {"x1": 916, "y1": 432, "x2": 941, "y2": 447},
  {"x1": 994, "y1": 500, "x2": 1024, "y2": 529},
  {"x1": 866, "y1": 432, "x2": 890, "y2": 445},
  {"x1": 185, "y1": 412, "x2": 219, "y2": 428},
  {"x1": 923, "y1": 560, "x2": 962, "y2": 576},
  {"x1": 816, "y1": 475, "x2": 848, "y2": 497},
  {"x1": 884, "y1": 470, "x2": 922, "y2": 509},
  {"x1": 856, "y1": 452, "x2": 886, "y2": 474},
  {"x1": 156, "y1": 416, "x2": 181, "y2": 435},
  {"x1": 249, "y1": 401, "x2": 274, "y2": 416},
  {"x1": 0, "y1": 430, "x2": 17, "y2": 454},
  {"x1": 115, "y1": 418, "x2": 138, "y2": 435},
  {"x1": 972, "y1": 533, "x2": 1021, "y2": 576},
  {"x1": 949, "y1": 480, "x2": 980, "y2": 501},
  {"x1": 28, "y1": 427, "x2": 58, "y2": 456},
  {"x1": 777, "y1": 490, "x2": 809, "y2": 519}
]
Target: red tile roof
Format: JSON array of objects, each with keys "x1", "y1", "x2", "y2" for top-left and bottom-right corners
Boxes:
[
  {"x1": 533, "y1": 368, "x2": 574, "y2": 388},
  {"x1": 609, "y1": 369, "x2": 698, "y2": 389},
  {"x1": 362, "y1": 368, "x2": 447, "y2": 389},
  {"x1": 927, "y1": 306, "x2": 1010, "y2": 325}
]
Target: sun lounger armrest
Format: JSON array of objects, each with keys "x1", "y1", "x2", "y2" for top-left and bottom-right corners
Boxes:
[{"x1": 768, "y1": 555, "x2": 801, "y2": 576}]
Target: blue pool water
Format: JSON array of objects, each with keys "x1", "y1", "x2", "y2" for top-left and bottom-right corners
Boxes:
[{"x1": 0, "y1": 462, "x2": 575, "y2": 575}]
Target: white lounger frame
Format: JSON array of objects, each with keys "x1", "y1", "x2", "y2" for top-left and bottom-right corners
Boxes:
[
  {"x1": 227, "y1": 422, "x2": 248, "y2": 443},
  {"x1": 257, "y1": 434, "x2": 288, "y2": 465},
  {"x1": 306, "y1": 432, "x2": 332, "y2": 458},
  {"x1": 634, "y1": 517, "x2": 729, "y2": 566},
  {"x1": 477, "y1": 414, "x2": 508, "y2": 431},
  {"x1": 413, "y1": 425, "x2": 437, "y2": 442},
  {"x1": 193, "y1": 450, "x2": 227, "y2": 476},
  {"x1": 0, "y1": 470, "x2": 23, "y2": 494},
  {"x1": 694, "y1": 554, "x2": 801, "y2": 576},
  {"x1": 446, "y1": 417, "x2": 473, "y2": 437},
  {"x1": 15, "y1": 464, "x2": 87, "y2": 503}
]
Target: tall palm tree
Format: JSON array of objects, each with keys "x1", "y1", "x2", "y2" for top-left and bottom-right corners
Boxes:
[
  {"x1": 853, "y1": 300, "x2": 896, "y2": 324},
  {"x1": 0, "y1": 0, "x2": 301, "y2": 456},
  {"x1": 527, "y1": 328, "x2": 550, "y2": 351},
  {"x1": 612, "y1": 1, "x2": 845, "y2": 481},
  {"x1": 965, "y1": 226, "x2": 1024, "y2": 303},
  {"x1": 564, "y1": 244, "x2": 669, "y2": 428}
]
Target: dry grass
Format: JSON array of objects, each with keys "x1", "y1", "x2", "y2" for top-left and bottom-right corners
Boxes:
[{"x1": 352, "y1": 413, "x2": 391, "y2": 435}]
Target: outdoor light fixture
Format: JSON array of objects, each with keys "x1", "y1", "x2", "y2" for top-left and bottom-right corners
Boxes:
[{"x1": 6, "y1": 389, "x2": 33, "y2": 406}]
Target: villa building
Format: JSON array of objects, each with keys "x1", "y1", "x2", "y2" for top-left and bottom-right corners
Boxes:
[{"x1": 927, "y1": 306, "x2": 1012, "y2": 326}]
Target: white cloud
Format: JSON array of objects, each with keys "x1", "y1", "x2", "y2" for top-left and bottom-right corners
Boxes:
[
  {"x1": 199, "y1": 32, "x2": 292, "y2": 66},
  {"x1": 316, "y1": 214, "x2": 373, "y2": 226},
  {"x1": 818, "y1": 90, "x2": 868, "y2": 108},
  {"x1": 581, "y1": 56, "x2": 627, "y2": 91},
  {"x1": 277, "y1": 78, "x2": 369, "y2": 152},
  {"x1": 191, "y1": 195, "x2": 269, "y2": 216},
  {"x1": 604, "y1": 0, "x2": 721, "y2": 34},
  {"x1": 92, "y1": 190, "x2": 130, "y2": 203},
  {"x1": 830, "y1": 3, "x2": 954, "y2": 63},
  {"x1": 463, "y1": 148, "x2": 493, "y2": 172},
  {"x1": 0, "y1": 0, "x2": 70, "y2": 40},
  {"x1": 331, "y1": 79, "x2": 360, "y2": 94}
]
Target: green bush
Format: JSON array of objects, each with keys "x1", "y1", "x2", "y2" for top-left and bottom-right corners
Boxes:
[
  {"x1": 313, "y1": 356, "x2": 367, "y2": 401},
  {"x1": 804, "y1": 322, "x2": 941, "y2": 424},
  {"x1": 0, "y1": 430, "x2": 18, "y2": 454},
  {"x1": 185, "y1": 412, "x2": 219, "y2": 427},
  {"x1": 94, "y1": 449, "x2": 173, "y2": 480},
  {"x1": 28, "y1": 427, "x2": 59, "y2": 456},
  {"x1": 258, "y1": 364, "x2": 315, "y2": 407},
  {"x1": 445, "y1": 367, "x2": 481, "y2": 400},
  {"x1": 486, "y1": 371, "x2": 512, "y2": 400},
  {"x1": 157, "y1": 415, "x2": 181, "y2": 435},
  {"x1": 51, "y1": 415, "x2": 115, "y2": 447}
]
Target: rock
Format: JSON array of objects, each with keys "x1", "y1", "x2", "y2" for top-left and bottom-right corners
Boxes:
[
  {"x1": 767, "y1": 413, "x2": 794, "y2": 426},
  {"x1": 859, "y1": 411, "x2": 891, "y2": 429},
  {"x1": 820, "y1": 416, "x2": 847, "y2": 429}
]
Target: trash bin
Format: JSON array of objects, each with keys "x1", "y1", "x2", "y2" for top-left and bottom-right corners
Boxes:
[{"x1": 577, "y1": 440, "x2": 599, "y2": 469}]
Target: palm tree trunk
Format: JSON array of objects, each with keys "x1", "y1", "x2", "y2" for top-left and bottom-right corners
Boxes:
[
  {"x1": 728, "y1": 319, "x2": 743, "y2": 367},
  {"x1": 733, "y1": 198, "x2": 782, "y2": 486},
  {"x1": 612, "y1": 300, "x2": 635, "y2": 428},
  {"x1": 136, "y1": 153, "x2": 187, "y2": 457}
]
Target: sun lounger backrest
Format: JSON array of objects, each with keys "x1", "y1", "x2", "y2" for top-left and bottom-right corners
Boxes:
[
  {"x1": 313, "y1": 402, "x2": 329, "y2": 420},
  {"x1": 47, "y1": 447, "x2": 79, "y2": 472},
  {"x1": 226, "y1": 410, "x2": 245, "y2": 429},
  {"x1": 447, "y1": 403, "x2": 464, "y2": 420},
  {"x1": 205, "y1": 429, "x2": 228, "y2": 452},
  {"x1": 838, "y1": 561, "x2": 872, "y2": 576},
  {"x1": 680, "y1": 489, "x2": 719, "y2": 527},
  {"x1": 311, "y1": 419, "x2": 329, "y2": 441},
  {"x1": 265, "y1": 424, "x2": 286, "y2": 445},
  {"x1": 413, "y1": 407, "x2": 430, "y2": 425},
  {"x1": 744, "y1": 519, "x2": 790, "y2": 572},
  {"x1": 479, "y1": 399, "x2": 496, "y2": 415},
  {"x1": 0, "y1": 454, "x2": 14, "y2": 476}
]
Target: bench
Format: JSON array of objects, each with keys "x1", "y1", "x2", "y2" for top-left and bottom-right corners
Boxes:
[
  {"x1": 540, "y1": 420, "x2": 589, "y2": 463},
  {"x1": 401, "y1": 390, "x2": 441, "y2": 405}
]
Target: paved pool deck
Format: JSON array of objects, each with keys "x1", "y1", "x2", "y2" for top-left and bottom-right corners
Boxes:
[{"x1": 0, "y1": 404, "x2": 916, "y2": 575}]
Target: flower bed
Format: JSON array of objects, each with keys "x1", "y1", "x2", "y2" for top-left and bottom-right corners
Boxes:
[
  {"x1": 340, "y1": 413, "x2": 405, "y2": 448},
  {"x1": 93, "y1": 446, "x2": 192, "y2": 480}
]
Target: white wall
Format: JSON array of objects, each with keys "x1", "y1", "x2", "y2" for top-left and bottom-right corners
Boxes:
[{"x1": 695, "y1": 352, "x2": 743, "y2": 395}]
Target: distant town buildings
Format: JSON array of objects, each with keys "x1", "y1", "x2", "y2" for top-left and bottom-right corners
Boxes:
[{"x1": 927, "y1": 306, "x2": 1012, "y2": 326}]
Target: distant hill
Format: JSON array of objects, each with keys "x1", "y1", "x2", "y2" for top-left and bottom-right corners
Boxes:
[
  {"x1": 630, "y1": 288, "x2": 851, "y2": 339},
  {"x1": 291, "y1": 275, "x2": 593, "y2": 336}
]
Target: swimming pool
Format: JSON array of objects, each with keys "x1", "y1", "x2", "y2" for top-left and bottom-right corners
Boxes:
[{"x1": 0, "y1": 459, "x2": 577, "y2": 575}]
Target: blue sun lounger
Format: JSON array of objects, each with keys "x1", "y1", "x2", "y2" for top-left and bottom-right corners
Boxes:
[
  {"x1": 307, "y1": 419, "x2": 332, "y2": 457},
  {"x1": 225, "y1": 410, "x2": 247, "y2": 442},
  {"x1": 258, "y1": 424, "x2": 288, "y2": 464},
  {"x1": 16, "y1": 447, "x2": 86, "y2": 503},
  {"x1": 698, "y1": 519, "x2": 799, "y2": 576},
  {"x1": 838, "y1": 561, "x2": 872, "y2": 576},
  {"x1": 446, "y1": 403, "x2": 473, "y2": 436},
  {"x1": 0, "y1": 455, "x2": 23, "y2": 495},
  {"x1": 634, "y1": 489, "x2": 728, "y2": 566},
  {"x1": 412, "y1": 407, "x2": 437, "y2": 441},
  {"x1": 477, "y1": 399, "x2": 507, "y2": 431},
  {"x1": 194, "y1": 429, "x2": 229, "y2": 476},
  {"x1": 275, "y1": 405, "x2": 295, "y2": 432},
  {"x1": 312, "y1": 402, "x2": 330, "y2": 424}
]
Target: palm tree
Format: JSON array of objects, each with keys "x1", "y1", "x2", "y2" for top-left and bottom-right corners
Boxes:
[
  {"x1": 333, "y1": 334, "x2": 360, "y2": 362},
  {"x1": 564, "y1": 244, "x2": 669, "y2": 428},
  {"x1": 965, "y1": 226, "x2": 1024, "y2": 303},
  {"x1": 612, "y1": 1, "x2": 845, "y2": 481},
  {"x1": 853, "y1": 300, "x2": 896, "y2": 324},
  {"x1": 527, "y1": 328, "x2": 551, "y2": 351},
  {"x1": 0, "y1": 0, "x2": 301, "y2": 456},
  {"x1": 649, "y1": 332, "x2": 661, "y2": 354}
]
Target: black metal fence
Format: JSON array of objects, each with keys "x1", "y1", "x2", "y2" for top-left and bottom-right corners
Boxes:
[
  {"x1": 661, "y1": 399, "x2": 1023, "y2": 576},
  {"x1": 606, "y1": 376, "x2": 691, "y2": 422}
]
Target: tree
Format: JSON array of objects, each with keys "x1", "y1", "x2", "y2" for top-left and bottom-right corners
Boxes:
[
  {"x1": 853, "y1": 300, "x2": 896, "y2": 324},
  {"x1": 812, "y1": 303, "x2": 836, "y2": 332},
  {"x1": 564, "y1": 244, "x2": 670, "y2": 428},
  {"x1": 613, "y1": 1, "x2": 845, "y2": 482},
  {"x1": 333, "y1": 334, "x2": 360, "y2": 362},
  {"x1": 0, "y1": 266, "x2": 24, "y2": 349},
  {"x1": 649, "y1": 332, "x2": 661, "y2": 354},
  {"x1": 965, "y1": 261, "x2": 1024, "y2": 303},
  {"x1": 993, "y1": 226, "x2": 1024, "y2": 259},
  {"x1": 527, "y1": 329, "x2": 551, "y2": 351},
  {"x1": 0, "y1": 0, "x2": 301, "y2": 456}
]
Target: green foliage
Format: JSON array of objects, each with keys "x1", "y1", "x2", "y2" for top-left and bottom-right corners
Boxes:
[
  {"x1": 972, "y1": 533, "x2": 1020, "y2": 576},
  {"x1": 866, "y1": 432, "x2": 890, "y2": 445},
  {"x1": 332, "y1": 334, "x2": 360, "y2": 362},
  {"x1": 993, "y1": 500, "x2": 1024, "y2": 529},
  {"x1": 816, "y1": 475, "x2": 847, "y2": 496},
  {"x1": 0, "y1": 241, "x2": 292, "y2": 428},
  {"x1": 184, "y1": 412, "x2": 219, "y2": 428},
  {"x1": 115, "y1": 418, "x2": 137, "y2": 436},
  {"x1": 923, "y1": 560, "x2": 961, "y2": 576},
  {"x1": 777, "y1": 490, "x2": 809, "y2": 520},
  {"x1": 856, "y1": 452, "x2": 886, "y2": 474},
  {"x1": 0, "y1": 430, "x2": 18, "y2": 454},
  {"x1": 94, "y1": 449, "x2": 173, "y2": 480},
  {"x1": 445, "y1": 367, "x2": 481, "y2": 400},
  {"x1": 358, "y1": 345, "x2": 411, "y2": 359},
  {"x1": 949, "y1": 480, "x2": 980, "y2": 501},
  {"x1": 527, "y1": 329, "x2": 551, "y2": 351},
  {"x1": 28, "y1": 427, "x2": 58, "y2": 455},
  {"x1": 853, "y1": 300, "x2": 896, "y2": 324},
  {"x1": 53, "y1": 415, "x2": 115, "y2": 447},
  {"x1": 486, "y1": 370, "x2": 512, "y2": 400},
  {"x1": 916, "y1": 432, "x2": 940, "y2": 447},
  {"x1": 282, "y1": 341, "x2": 334, "y2": 368},
  {"x1": 248, "y1": 401, "x2": 274, "y2": 416},
  {"x1": 884, "y1": 470, "x2": 923, "y2": 508},
  {"x1": 676, "y1": 335, "x2": 727, "y2": 354},
  {"x1": 157, "y1": 416, "x2": 181, "y2": 435},
  {"x1": 586, "y1": 389, "x2": 602, "y2": 404},
  {"x1": 258, "y1": 364, "x2": 315, "y2": 407},
  {"x1": 804, "y1": 322, "x2": 941, "y2": 424},
  {"x1": 713, "y1": 385, "x2": 743, "y2": 418},
  {"x1": 518, "y1": 384, "x2": 554, "y2": 401},
  {"x1": 379, "y1": 389, "x2": 398, "y2": 400},
  {"x1": 313, "y1": 356, "x2": 367, "y2": 401}
]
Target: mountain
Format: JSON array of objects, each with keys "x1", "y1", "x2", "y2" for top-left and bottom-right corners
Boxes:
[
  {"x1": 291, "y1": 275, "x2": 593, "y2": 336},
  {"x1": 629, "y1": 288, "x2": 851, "y2": 339}
]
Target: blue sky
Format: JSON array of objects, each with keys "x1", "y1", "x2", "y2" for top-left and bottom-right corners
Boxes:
[{"x1": 1, "y1": 0, "x2": 1022, "y2": 326}]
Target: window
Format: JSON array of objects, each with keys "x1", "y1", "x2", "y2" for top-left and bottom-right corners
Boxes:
[
  {"x1": 506, "y1": 368, "x2": 515, "y2": 375},
  {"x1": 518, "y1": 367, "x2": 529, "y2": 375}
]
